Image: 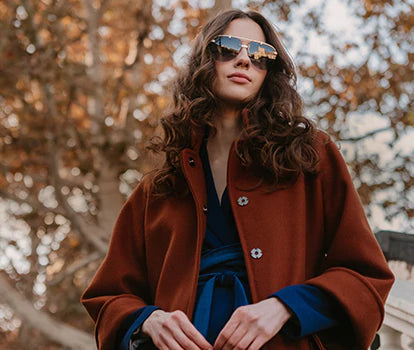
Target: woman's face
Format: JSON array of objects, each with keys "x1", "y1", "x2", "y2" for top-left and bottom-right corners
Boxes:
[{"x1": 212, "y1": 18, "x2": 268, "y2": 107}]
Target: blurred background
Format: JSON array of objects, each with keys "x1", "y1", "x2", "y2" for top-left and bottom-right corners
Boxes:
[{"x1": 0, "y1": 0, "x2": 413, "y2": 349}]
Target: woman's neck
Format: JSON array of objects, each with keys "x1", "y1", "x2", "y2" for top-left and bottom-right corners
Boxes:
[{"x1": 208, "y1": 105, "x2": 243, "y2": 155}]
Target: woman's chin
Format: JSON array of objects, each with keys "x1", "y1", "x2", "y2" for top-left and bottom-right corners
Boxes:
[{"x1": 218, "y1": 94, "x2": 253, "y2": 106}]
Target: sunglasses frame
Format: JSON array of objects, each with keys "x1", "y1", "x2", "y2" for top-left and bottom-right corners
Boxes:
[{"x1": 209, "y1": 34, "x2": 278, "y2": 69}]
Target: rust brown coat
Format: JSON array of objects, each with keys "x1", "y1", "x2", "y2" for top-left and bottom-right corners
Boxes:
[{"x1": 81, "y1": 128, "x2": 394, "y2": 350}]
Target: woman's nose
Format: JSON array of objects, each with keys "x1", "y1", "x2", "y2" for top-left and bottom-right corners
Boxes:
[{"x1": 234, "y1": 47, "x2": 250, "y2": 67}]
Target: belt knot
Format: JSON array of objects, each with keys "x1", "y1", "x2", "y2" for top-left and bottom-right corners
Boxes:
[{"x1": 217, "y1": 271, "x2": 237, "y2": 286}]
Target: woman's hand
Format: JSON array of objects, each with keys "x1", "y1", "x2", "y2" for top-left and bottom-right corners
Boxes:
[
  {"x1": 142, "y1": 309, "x2": 213, "y2": 350},
  {"x1": 213, "y1": 298, "x2": 293, "y2": 350}
]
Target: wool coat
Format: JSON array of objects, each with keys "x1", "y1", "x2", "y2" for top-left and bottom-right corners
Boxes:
[{"x1": 81, "y1": 120, "x2": 394, "y2": 350}]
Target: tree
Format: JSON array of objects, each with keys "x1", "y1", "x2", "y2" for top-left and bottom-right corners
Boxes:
[
  {"x1": 0, "y1": 0, "x2": 412, "y2": 348},
  {"x1": 0, "y1": 0, "x2": 212, "y2": 347},
  {"x1": 259, "y1": 0, "x2": 413, "y2": 228}
]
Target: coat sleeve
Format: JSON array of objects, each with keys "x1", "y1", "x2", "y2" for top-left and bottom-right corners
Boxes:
[
  {"x1": 305, "y1": 133, "x2": 395, "y2": 349},
  {"x1": 81, "y1": 178, "x2": 152, "y2": 350}
]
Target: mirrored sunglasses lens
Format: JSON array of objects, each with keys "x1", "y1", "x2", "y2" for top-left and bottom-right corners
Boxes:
[
  {"x1": 214, "y1": 36, "x2": 241, "y2": 61},
  {"x1": 248, "y1": 42, "x2": 276, "y2": 69},
  {"x1": 248, "y1": 42, "x2": 277, "y2": 60}
]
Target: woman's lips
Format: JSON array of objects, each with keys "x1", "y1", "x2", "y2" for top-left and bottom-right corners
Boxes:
[{"x1": 228, "y1": 76, "x2": 250, "y2": 83}]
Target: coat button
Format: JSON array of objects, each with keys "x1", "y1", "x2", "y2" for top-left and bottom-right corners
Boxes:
[
  {"x1": 250, "y1": 248, "x2": 263, "y2": 259},
  {"x1": 237, "y1": 196, "x2": 249, "y2": 206},
  {"x1": 189, "y1": 157, "x2": 195, "y2": 167},
  {"x1": 203, "y1": 205, "x2": 208, "y2": 213}
]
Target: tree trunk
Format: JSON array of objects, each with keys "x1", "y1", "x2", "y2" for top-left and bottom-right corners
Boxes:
[
  {"x1": 0, "y1": 274, "x2": 95, "y2": 349},
  {"x1": 209, "y1": 0, "x2": 233, "y2": 19}
]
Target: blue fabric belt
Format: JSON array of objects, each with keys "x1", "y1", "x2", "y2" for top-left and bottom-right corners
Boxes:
[{"x1": 192, "y1": 243, "x2": 249, "y2": 338}]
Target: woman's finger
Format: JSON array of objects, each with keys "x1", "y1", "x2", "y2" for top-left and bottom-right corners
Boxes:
[
  {"x1": 157, "y1": 330, "x2": 185, "y2": 350},
  {"x1": 246, "y1": 334, "x2": 267, "y2": 350},
  {"x1": 171, "y1": 310, "x2": 212, "y2": 350},
  {"x1": 180, "y1": 322, "x2": 212, "y2": 349},
  {"x1": 221, "y1": 323, "x2": 248, "y2": 350},
  {"x1": 172, "y1": 327, "x2": 204, "y2": 350},
  {"x1": 214, "y1": 317, "x2": 240, "y2": 349},
  {"x1": 151, "y1": 311, "x2": 198, "y2": 350},
  {"x1": 231, "y1": 329, "x2": 256, "y2": 350}
]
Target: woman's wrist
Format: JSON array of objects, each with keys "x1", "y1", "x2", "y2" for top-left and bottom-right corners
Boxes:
[
  {"x1": 268, "y1": 297, "x2": 294, "y2": 323},
  {"x1": 141, "y1": 309, "x2": 163, "y2": 336},
  {"x1": 131, "y1": 325, "x2": 150, "y2": 339}
]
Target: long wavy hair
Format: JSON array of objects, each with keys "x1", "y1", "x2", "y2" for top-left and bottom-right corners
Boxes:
[{"x1": 146, "y1": 9, "x2": 320, "y2": 197}]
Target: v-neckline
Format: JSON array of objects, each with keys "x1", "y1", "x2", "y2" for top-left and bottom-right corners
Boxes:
[
  {"x1": 218, "y1": 187, "x2": 227, "y2": 208},
  {"x1": 209, "y1": 162, "x2": 227, "y2": 208},
  {"x1": 205, "y1": 145, "x2": 227, "y2": 208},
  {"x1": 200, "y1": 138, "x2": 240, "y2": 246}
]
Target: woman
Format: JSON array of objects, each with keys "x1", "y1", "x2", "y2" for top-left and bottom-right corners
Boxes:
[{"x1": 81, "y1": 9, "x2": 394, "y2": 350}]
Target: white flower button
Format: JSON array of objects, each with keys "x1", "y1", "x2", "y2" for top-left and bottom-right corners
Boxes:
[
  {"x1": 237, "y1": 196, "x2": 249, "y2": 206},
  {"x1": 250, "y1": 248, "x2": 263, "y2": 259}
]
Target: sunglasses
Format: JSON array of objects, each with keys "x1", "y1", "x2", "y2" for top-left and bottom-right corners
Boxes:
[{"x1": 209, "y1": 35, "x2": 278, "y2": 70}]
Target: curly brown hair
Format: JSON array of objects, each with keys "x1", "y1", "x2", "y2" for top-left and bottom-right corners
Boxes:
[{"x1": 146, "y1": 9, "x2": 320, "y2": 197}]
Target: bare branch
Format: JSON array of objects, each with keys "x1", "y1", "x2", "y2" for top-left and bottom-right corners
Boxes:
[
  {"x1": 47, "y1": 252, "x2": 102, "y2": 287},
  {"x1": 0, "y1": 273, "x2": 95, "y2": 349},
  {"x1": 43, "y1": 84, "x2": 108, "y2": 254},
  {"x1": 98, "y1": 0, "x2": 111, "y2": 18},
  {"x1": 339, "y1": 126, "x2": 391, "y2": 142}
]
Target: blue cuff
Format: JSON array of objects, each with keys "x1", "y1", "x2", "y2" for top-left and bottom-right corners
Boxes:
[
  {"x1": 269, "y1": 284, "x2": 340, "y2": 339},
  {"x1": 119, "y1": 305, "x2": 161, "y2": 350}
]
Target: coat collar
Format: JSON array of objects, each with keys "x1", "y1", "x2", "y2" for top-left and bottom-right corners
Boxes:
[{"x1": 180, "y1": 107, "x2": 259, "y2": 214}]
